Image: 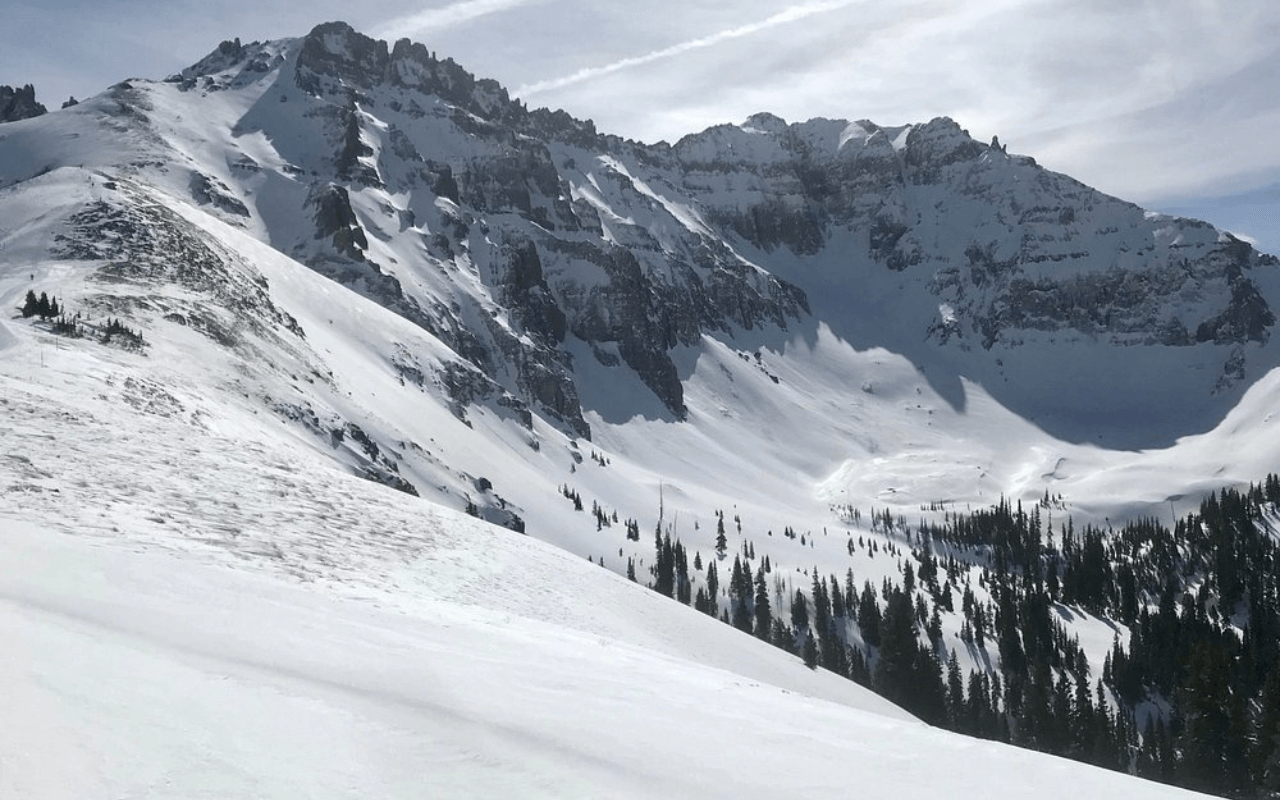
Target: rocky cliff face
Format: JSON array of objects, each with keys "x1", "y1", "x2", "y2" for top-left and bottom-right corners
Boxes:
[
  {"x1": 174, "y1": 22, "x2": 813, "y2": 432},
  {"x1": 668, "y1": 112, "x2": 1278, "y2": 354},
  {"x1": 23, "y1": 20, "x2": 1276, "y2": 448}
]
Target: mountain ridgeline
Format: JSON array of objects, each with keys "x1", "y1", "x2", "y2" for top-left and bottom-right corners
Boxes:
[
  {"x1": 2, "y1": 22, "x2": 1275, "y2": 448},
  {"x1": 113, "y1": 21, "x2": 1280, "y2": 448}
]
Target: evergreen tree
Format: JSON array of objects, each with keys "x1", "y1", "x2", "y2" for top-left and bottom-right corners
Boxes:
[
  {"x1": 730, "y1": 556, "x2": 752, "y2": 632},
  {"x1": 1171, "y1": 641, "x2": 1245, "y2": 793},
  {"x1": 770, "y1": 617, "x2": 794, "y2": 654},
  {"x1": 704, "y1": 561, "x2": 719, "y2": 616},
  {"x1": 874, "y1": 588, "x2": 918, "y2": 707},
  {"x1": 675, "y1": 539, "x2": 691, "y2": 605},
  {"x1": 753, "y1": 567, "x2": 772, "y2": 640},
  {"x1": 802, "y1": 629, "x2": 819, "y2": 669},
  {"x1": 653, "y1": 529, "x2": 675, "y2": 598},
  {"x1": 791, "y1": 588, "x2": 809, "y2": 636},
  {"x1": 946, "y1": 649, "x2": 964, "y2": 727},
  {"x1": 1253, "y1": 668, "x2": 1280, "y2": 793},
  {"x1": 857, "y1": 582, "x2": 881, "y2": 648}
]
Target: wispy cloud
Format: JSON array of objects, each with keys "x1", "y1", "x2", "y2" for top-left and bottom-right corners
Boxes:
[
  {"x1": 371, "y1": 0, "x2": 540, "y2": 41},
  {"x1": 515, "y1": 0, "x2": 857, "y2": 98}
]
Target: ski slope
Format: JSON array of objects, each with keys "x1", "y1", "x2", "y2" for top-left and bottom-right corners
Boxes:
[
  {"x1": 0, "y1": 303, "x2": 1210, "y2": 797},
  {"x1": 2, "y1": 519, "x2": 1210, "y2": 800}
]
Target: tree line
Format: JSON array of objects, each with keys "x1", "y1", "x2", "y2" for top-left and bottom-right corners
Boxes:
[{"x1": 569, "y1": 474, "x2": 1280, "y2": 798}]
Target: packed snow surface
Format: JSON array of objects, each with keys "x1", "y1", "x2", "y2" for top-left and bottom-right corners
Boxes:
[
  {"x1": 0, "y1": 292, "x2": 1210, "y2": 797},
  {"x1": 0, "y1": 298, "x2": 1210, "y2": 797},
  {"x1": 1, "y1": 522, "x2": 1208, "y2": 799}
]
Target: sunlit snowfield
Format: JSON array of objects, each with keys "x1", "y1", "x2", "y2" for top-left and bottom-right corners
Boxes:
[{"x1": 0, "y1": 296, "x2": 1217, "y2": 797}]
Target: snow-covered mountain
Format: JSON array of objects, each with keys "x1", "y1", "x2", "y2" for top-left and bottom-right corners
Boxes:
[
  {"x1": 1, "y1": 20, "x2": 1275, "y2": 797},
  {"x1": 4, "y1": 22, "x2": 1278, "y2": 450}
]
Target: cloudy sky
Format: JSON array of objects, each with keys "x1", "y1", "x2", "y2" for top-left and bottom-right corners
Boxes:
[{"x1": 5, "y1": 1, "x2": 1278, "y2": 249}]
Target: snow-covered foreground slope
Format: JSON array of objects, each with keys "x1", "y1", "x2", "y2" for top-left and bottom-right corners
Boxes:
[{"x1": 3, "y1": 521, "x2": 1209, "y2": 800}]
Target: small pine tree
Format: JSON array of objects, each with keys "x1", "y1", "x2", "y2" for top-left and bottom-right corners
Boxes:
[
  {"x1": 791, "y1": 588, "x2": 809, "y2": 632},
  {"x1": 754, "y1": 568, "x2": 772, "y2": 640},
  {"x1": 802, "y1": 630, "x2": 819, "y2": 669},
  {"x1": 770, "y1": 618, "x2": 794, "y2": 654}
]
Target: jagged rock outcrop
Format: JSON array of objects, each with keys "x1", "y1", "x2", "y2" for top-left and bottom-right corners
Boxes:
[
  {"x1": 308, "y1": 183, "x2": 368, "y2": 260},
  {"x1": 214, "y1": 21, "x2": 810, "y2": 430},
  {"x1": 0, "y1": 84, "x2": 47, "y2": 122}
]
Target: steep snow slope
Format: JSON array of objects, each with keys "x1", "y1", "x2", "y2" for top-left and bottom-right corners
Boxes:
[{"x1": 0, "y1": 305, "x2": 1200, "y2": 794}]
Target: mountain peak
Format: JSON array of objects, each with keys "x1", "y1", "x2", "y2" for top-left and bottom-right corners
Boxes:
[
  {"x1": 296, "y1": 20, "x2": 390, "y2": 89},
  {"x1": 289, "y1": 20, "x2": 523, "y2": 132},
  {"x1": 741, "y1": 111, "x2": 790, "y2": 134}
]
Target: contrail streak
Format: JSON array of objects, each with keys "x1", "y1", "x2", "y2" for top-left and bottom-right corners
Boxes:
[
  {"x1": 516, "y1": 1, "x2": 857, "y2": 97},
  {"x1": 372, "y1": 0, "x2": 539, "y2": 40}
]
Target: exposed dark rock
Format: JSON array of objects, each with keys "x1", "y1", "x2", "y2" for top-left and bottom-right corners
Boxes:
[
  {"x1": 0, "y1": 84, "x2": 47, "y2": 122},
  {"x1": 1196, "y1": 260, "x2": 1274, "y2": 344},
  {"x1": 308, "y1": 183, "x2": 367, "y2": 260},
  {"x1": 500, "y1": 239, "x2": 567, "y2": 345},
  {"x1": 295, "y1": 22, "x2": 390, "y2": 96},
  {"x1": 190, "y1": 173, "x2": 250, "y2": 218},
  {"x1": 902, "y1": 117, "x2": 988, "y2": 182},
  {"x1": 335, "y1": 104, "x2": 379, "y2": 186}
]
